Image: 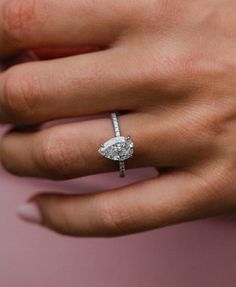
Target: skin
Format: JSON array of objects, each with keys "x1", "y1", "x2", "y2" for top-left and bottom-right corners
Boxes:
[{"x1": 0, "y1": 0, "x2": 236, "y2": 237}]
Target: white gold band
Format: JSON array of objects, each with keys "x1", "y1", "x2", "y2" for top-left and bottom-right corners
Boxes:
[
  {"x1": 119, "y1": 160, "x2": 125, "y2": 177},
  {"x1": 111, "y1": 112, "x2": 121, "y2": 137},
  {"x1": 111, "y1": 112, "x2": 125, "y2": 177}
]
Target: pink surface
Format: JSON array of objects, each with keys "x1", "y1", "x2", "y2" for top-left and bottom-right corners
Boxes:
[{"x1": 1, "y1": 155, "x2": 236, "y2": 287}]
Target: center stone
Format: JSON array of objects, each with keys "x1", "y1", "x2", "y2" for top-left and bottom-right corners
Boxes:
[{"x1": 98, "y1": 136, "x2": 134, "y2": 161}]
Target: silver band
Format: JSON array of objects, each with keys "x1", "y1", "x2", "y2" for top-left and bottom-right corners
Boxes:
[
  {"x1": 111, "y1": 112, "x2": 121, "y2": 137},
  {"x1": 119, "y1": 160, "x2": 125, "y2": 177},
  {"x1": 111, "y1": 112, "x2": 125, "y2": 177}
]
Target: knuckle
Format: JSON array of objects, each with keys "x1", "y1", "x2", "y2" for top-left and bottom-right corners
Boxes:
[
  {"x1": 212, "y1": 162, "x2": 236, "y2": 192},
  {"x1": 3, "y1": 67, "x2": 42, "y2": 122},
  {"x1": 134, "y1": 54, "x2": 190, "y2": 96},
  {"x1": 2, "y1": 0, "x2": 37, "y2": 45},
  {"x1": 34, "y1": 133, "x2": 76, "y2": 179},
  {"x1": 191, "y1": 160, "x2": 236, "y2": 205},
  {"x1": 97, "y1": 196, "x2": 135, "y2": 236},
  {"x1": 158, "y1": 54, "x2": 195, "y2": 87}
]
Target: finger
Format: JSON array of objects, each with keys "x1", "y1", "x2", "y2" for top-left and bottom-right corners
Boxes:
[
  {"x1": 0, "y1": 113, "x2": 213, "y2": 179},
  {"x1": 17, "y1": 165, "x2": 232, "y2": 237},
  {"x1": 0, "y1": 0, "x2": 129, "y2": 58},
  {"x1": 0, "y1": 49, "x2": 151, "y2": 124}
]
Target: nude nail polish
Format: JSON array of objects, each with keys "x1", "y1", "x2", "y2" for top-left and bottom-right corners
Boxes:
[{"x1": 17, "y1": 202, "x2": 42, "y2": 224}]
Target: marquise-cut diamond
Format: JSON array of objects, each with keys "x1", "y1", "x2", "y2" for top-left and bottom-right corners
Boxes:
[{"x1": 98, "y1": 136, "x2": 134, "y2": 161}]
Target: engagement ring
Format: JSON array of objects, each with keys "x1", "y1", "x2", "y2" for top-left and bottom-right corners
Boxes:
[{"x1": 98, "y1": 112, "x2": 134, "y2": 177}]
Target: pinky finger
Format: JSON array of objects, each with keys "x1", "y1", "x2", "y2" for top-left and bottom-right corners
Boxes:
[{"x1": 17, "y1": 166, "x2": 230, "y2": 237}]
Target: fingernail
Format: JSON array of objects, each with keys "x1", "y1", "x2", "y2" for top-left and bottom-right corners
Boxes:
[{"x1": 17, "y1": 202, "x2": 42, "y2": 224}]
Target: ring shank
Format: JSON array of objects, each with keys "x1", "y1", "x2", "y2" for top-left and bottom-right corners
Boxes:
[
  {"x1": 111, "y1": 112, "x2": 125, "y2": 177},
  {"x1": 111, "y1": 112, "x2": 121, "y2": 137},
  {"x1": 119, "y1": 161, "x2": 125, "y2": 177}
]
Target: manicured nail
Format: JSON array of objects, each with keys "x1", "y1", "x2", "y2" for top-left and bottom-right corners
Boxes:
[{"x1": 17, "y1": 202, "x2": 42, "y2": 224}]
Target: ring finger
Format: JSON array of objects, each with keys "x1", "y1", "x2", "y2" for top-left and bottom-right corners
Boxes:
[{"x1": 0, "y1": 112, "x2": 212, "y2": 179}]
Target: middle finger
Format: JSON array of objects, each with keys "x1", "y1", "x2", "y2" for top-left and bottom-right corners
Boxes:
[{"x1": 0, "y1": 48, "x2": 147, "y2": 124}]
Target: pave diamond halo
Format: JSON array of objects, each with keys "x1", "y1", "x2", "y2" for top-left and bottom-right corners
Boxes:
[{"x1": 98, "y1": 112, "x2": 134, "y2": 177}]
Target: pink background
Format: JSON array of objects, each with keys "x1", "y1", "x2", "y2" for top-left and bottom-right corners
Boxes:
[{"x1": 1, "y1": 159, "x2": 236, "y2": 287}]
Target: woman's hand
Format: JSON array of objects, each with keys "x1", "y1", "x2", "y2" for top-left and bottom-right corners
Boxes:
[{"x1": 0, "y1": 0, "x2": 236, "y2": 237}]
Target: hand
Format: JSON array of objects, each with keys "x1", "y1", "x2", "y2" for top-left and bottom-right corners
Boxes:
[{"x1": 0, "y1": 0, "x2": 236, "y2": 237}]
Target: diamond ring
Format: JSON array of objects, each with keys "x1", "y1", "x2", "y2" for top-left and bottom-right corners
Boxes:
[{"x1": 98, "y1": 112, "x2": 134, "y2": 177}]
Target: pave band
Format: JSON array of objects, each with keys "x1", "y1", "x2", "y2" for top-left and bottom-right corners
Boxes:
[
  {"x1": 98, "y1": 112, "x2": 134, "y2": 178},
  {"x1": 111, "y1": 113, "x2": 125, "y2": 177},
  {"x1": 111, "y1": 112, "x2": 121, "y2": 137}
]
